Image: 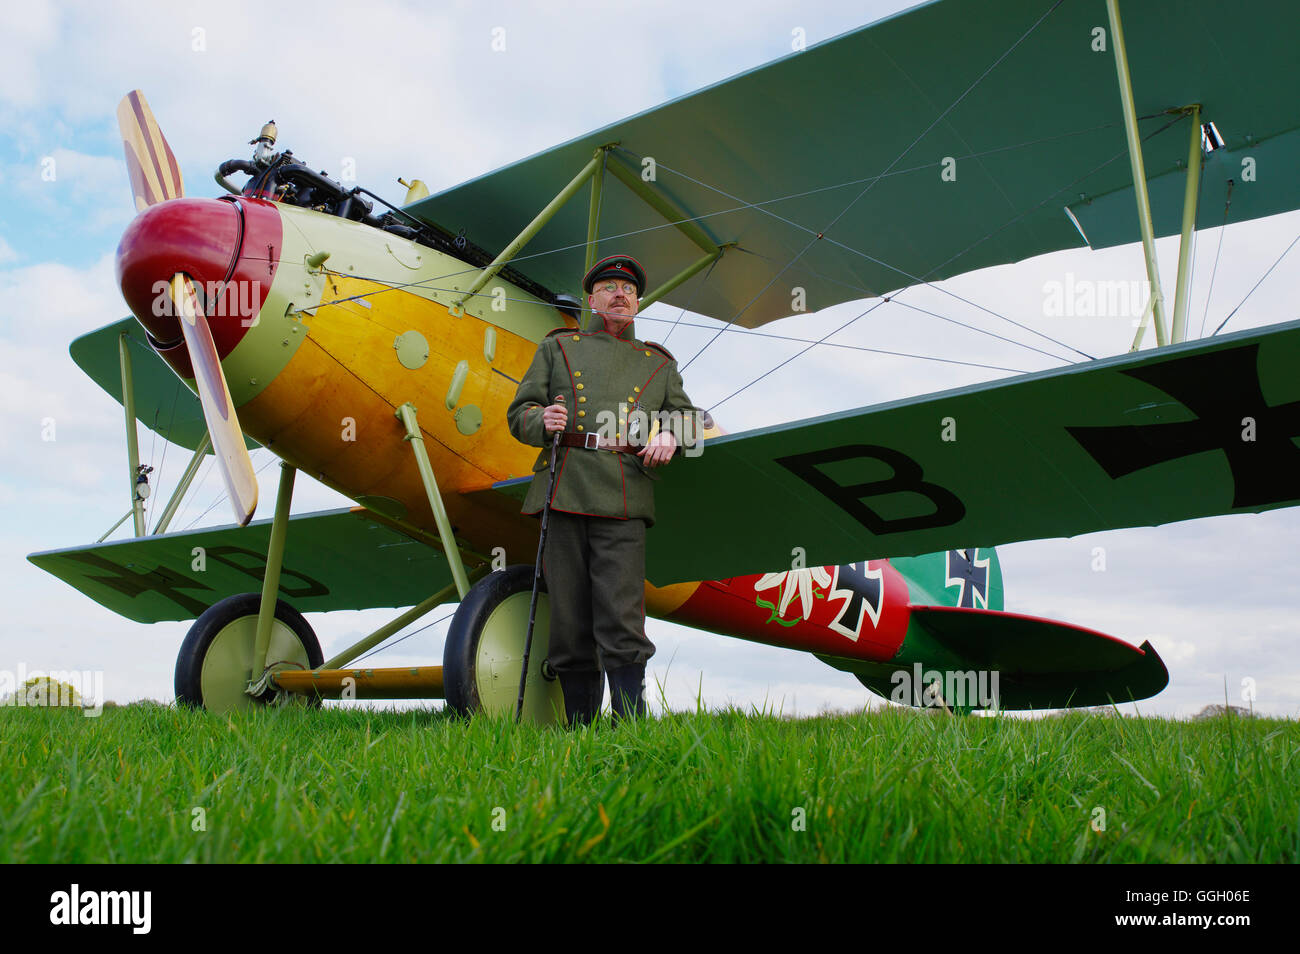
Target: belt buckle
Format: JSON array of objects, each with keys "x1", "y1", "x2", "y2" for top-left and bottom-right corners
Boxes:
[{"x1": 584, "y1": 432, "x2": 600, "y2": 450}]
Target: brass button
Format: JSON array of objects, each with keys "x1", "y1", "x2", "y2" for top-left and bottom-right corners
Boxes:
[
  {"x1": 577, "y1": 410, "x2": 585, "y2": 418},
  {"x1": 578, "y1": 396, "x2": 586, "y2": 403},
  {"x1": 645, "y1": 350, "x2": 652, "y2": 356},
  {"x1": 627, "y1": 396, "x2": 635, "y2": 403},
  {"x1": 572, "y1": 336, "x2": 580, "y2": 341},
  {"x1": 634, "y1": 386, "x2": 641, "y2": 393},
  {"x1": 576, "y1": 383, "x2": 584, "y2": 390},
  {"x1": 573, "y1": 371, "x2": 581, "y2": 377},
  {"x1": 577, "y1": 425, "x2": 584, "y2": 432}
]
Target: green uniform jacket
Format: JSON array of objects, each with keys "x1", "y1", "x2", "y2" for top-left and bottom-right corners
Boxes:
[{"x1": 507, "y1": 321, "x2": 699, "y2": 527}]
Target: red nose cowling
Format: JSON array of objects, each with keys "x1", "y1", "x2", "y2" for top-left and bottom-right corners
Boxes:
[{"x1": 115, "y1": 196, "x2": 281, "y2": 379}]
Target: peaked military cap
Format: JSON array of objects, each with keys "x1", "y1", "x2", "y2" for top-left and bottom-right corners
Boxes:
[{"x1": 583, "y1": 254, "x2": 647, "y2": 296}]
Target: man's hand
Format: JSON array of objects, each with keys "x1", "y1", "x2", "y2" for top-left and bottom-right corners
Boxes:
[
  {"x1": 541, "y1": 403, "x2": 567, "y2": 433},
  {"x1": 638, "y1": 430, "x2": 677, "y2": 467}
]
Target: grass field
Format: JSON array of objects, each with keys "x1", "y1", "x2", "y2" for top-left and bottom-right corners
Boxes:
[{"x1": 1, "y1": 701, "x2": 1296, "y2": 863}]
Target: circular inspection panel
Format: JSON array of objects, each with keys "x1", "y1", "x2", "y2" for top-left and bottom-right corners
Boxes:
[{"x1": 394, "y1": 330, "x2": 429, "y2": 370}]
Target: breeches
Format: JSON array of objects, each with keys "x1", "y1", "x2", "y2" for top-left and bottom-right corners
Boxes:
[{"x1": 542, "y1": 510, "x2": 653, "y2": 672}]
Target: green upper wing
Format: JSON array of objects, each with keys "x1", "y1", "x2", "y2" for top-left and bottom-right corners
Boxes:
[
  {"x1": 28, "y1": 508, "x2": 454, "y2": 623},
  {"x1": 641, "y1": 319, "x2": 1300, "y2": 584},
  {"x1": 408, "y1": 0, "x2": 1300, "y2": 327},
  {"x1": 70, "y1": 317, "x2": 257, "y2": 453}
]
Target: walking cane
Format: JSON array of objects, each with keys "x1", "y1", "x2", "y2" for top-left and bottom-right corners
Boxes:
[{"x1": 516, "y1": 394, "x2": 564, "y2": 722}]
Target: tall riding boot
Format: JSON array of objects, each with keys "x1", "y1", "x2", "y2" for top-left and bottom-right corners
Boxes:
[
  {"x1": 559, "y1": 670, "x2": 603, "y2": 728},
  {"x1": 606, "y1": 664, "x2": 647, "y2": 723}
]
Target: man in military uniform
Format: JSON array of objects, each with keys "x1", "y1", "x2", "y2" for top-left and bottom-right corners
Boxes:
[{"x1": 507, "y1": 254, "x2": 699, "y2": 726}]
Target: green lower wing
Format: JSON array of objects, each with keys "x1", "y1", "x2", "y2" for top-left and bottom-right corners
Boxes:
[
  {"x1": 647, "y1": 319, "x2": 1300, "y2": 584},
  {"x1": 28, "y1": 508, "x2": 453, "y2": 623}
]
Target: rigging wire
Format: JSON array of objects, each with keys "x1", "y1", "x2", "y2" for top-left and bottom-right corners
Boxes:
[
  {"x1": 309, "y1": 121, "x2": 1126, "y2": 314},
  {"x1": 181, "y1": 448, "x2": 278, "y2": 531},
  {"x1": 902, "y1": 113, "x2": 1186, "y2": 356},
  {"x1": 660, "y1": 251, "x2": 724, "y2": 346},
  {"x1": 352, "y1": 612, "x2": 456, "y2": 665},
  {"x1": 292, "y1": 6, "x2": 1214, "y2": 375},
  {"x1": 175, "y1": 453, "x2": 218, "y2": 531},
  {"x1": 624, "y1": 122, "x2": 1124, "y2": 230},
  {"x1": 148, "y1": 377, "x2": 183, "y2": 530},
  {"x1": 617, "y1": 146, "x2": 1087, "y2": 365},
  {"x1": 883, "y1": 297, "x2": 1064, "y2": 362},
  {"x1": 920, "y1": 113, "x2": 1185, "y2": 280},
  {"x1": 1196, "y1": 180, "x2": 1234, "y2": 339},
  {"x1": 634, "y1": 312, "x2": 1028, "y2": 374},
  {"x1": 680, "y1": 0, "x2": 1068, "y2": 373},
  {"x1": 304, "y1": 125, "x2": 1140, "y2": 373},
  {"x1": 1211, "y1": 226, "x2": 1300, "y2": 337},
  {"x1": 296, "y1": 12, "x2": 1210, "y2": 372},
  {"x1": 304, "y1": 5, "x2": 1083, "y2": 372},
  {"x1": 706, "y1": 297, "x2": 889, "y2": 413}
]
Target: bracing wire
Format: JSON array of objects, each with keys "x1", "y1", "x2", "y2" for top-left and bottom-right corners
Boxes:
[
  {"x1": 620, "y1": 147, "x2": 1089, "y2": 365},
  {"x1": 633, "y1": 313, "x2": 1028, "y2": 373},
  {"x1": 1211, "y1": 227, "x2": 1300, "y2": 336},
  {"x1": 680, "y1": 0, "x2": 1068, "y2": 373},
  {"x1": 182, "y1": 448, "x2": 278, "y2": 531},
  {"x1": 306, "y1": 119, "x2": 1125, "y2": 317},
  {"x1": 1197, "y1": 180, "x2": 1234, "y2": 339},
  {"x1": 352, "y1": 612, "x2": 457, "y2": 665},
  {"x1": 706, "y1": 298, "x2": 887, "y2": 413},
  {"x1": 148, "y1": 377, "x2": 183, "y2": 530},
  {"x1": 659, "y1": 251, "x2": 724, "y2": 346}
]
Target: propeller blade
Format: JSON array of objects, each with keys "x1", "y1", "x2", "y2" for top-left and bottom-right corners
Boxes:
[
  {"x1": 116, "y1": 90, "x2": 184, "y2": 211},
  {"x1": 170, "y1": 274, "x2": 258, "y2": 526}
]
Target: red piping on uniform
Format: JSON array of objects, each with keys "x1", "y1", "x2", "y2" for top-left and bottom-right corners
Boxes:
[{"x1": 618, "y1": 455, "x2": 627, "y2": 516}]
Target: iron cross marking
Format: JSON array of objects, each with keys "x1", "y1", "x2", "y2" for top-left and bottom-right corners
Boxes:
[
  {"x1": 1066, "y1": 344, "x2": 1300, "y2": 508},
  {"x1": 65, "y1": 552, "x2": 213, "y2": 616},
  {"x1": 828, "y1": 561, "x2": 885, "y2": 641},
  {"x1": 945, "y1": 548, "x2": 989, "y2": 608}
]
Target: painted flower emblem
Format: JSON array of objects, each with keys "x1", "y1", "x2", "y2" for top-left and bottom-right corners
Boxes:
[{"x1": 753, "y1": 566, "x2": 833, "y2": 624}]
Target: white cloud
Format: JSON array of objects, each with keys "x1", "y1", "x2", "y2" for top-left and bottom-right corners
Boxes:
[{"x1": 1145, "y1": 634, "x2": 1196, "y2": 664}]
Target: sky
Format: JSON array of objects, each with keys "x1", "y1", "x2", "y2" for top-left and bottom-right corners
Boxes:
[{"x1": 2, "y1": 0, "x2": 1298, "y2": 719}]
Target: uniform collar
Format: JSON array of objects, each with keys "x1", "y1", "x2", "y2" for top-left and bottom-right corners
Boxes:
[{"x1": 587, "y1": 311, "x2": 637, "y2": 341}]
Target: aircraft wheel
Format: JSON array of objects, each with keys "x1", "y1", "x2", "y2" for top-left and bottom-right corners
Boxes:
[
  {"x1": 444, "y1": 565, "x2": 565, "y2": 725},
  {"x1": 175, "y1": 593, "x2": 323, "y2": 714}
]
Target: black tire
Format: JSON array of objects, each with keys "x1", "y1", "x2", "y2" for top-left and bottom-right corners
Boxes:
[
  {"x1": 444, "y1": 565, "x2": 565, "y2": 724},
  {"x1": 175, "y1": 593, "x2": 323, "y2": 713}
]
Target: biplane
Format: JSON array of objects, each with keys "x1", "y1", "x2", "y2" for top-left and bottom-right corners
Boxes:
[{"x1": 27, "y1": 0, "x2": 1300, "y2": 720}]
